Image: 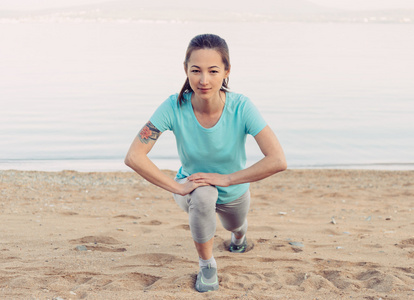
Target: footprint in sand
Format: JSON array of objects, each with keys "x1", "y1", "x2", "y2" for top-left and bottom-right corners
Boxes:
[
  {"x1": 270, "y1": 242, "x2": 304, "y2": 253},
  {"x1": 119, "y1": 272, "x2": 161, "y2": 288},
  {"x1": 309, "y1": 258, "x2": 402, "y2": 293},
  {"x1": 114, "y1": 214, "x2": 140, "y2": 220},
  {"x1": 96, "y1": 272, "x2": 161, "y2": 291},
  {"x1": 78, "y1": 246, "x2": 127, "y2": 252},
  {"x1": 70, "y1": 236, "x2": 126, "y2": 252},
  {"x1": 140, "y1": 220, "x2": 162, "y2": 225},
  {"x1": 60, "y1": 211, "x2": 78, "y2": 216},
  {"x1": 356, "y1": 270, "x2": 395, "y2": 293},
  {"x1": 147, "y1": 273, "x2": 195, "y2": 291},
  {"x1": 118, "y1": 253, "x2": 193, "y2": 268},
  {"x1": 219, "y1": 265, "x2": 283, "y2": 291},
  {"x1": 296, "y1": 274, "x2": 338, "y2": 291},
  {"x1": 284, "y1": 269, "x2": 354, "y2": 292},
  {"x1": 69, "y1": 236, "x2": 121, "y2": 245},
  {"x1": 57, "y1": 271, "x2": 98, "y2": 285},
  {"x1": 256, "y1": 238, "x2": 270, "y2": 244},
  {"x1": 395, "y1": 238, "x2": 414, "y2": 258},
  {"x1": 174, "y1": 224, "x2": 190, "y2": 230},
  {"x1": 397, "y1": 238, "x2": 414, "y2": 249},
  {"x1": 319, "y1": 270, "x2": 352, "y2": 290},
  {"x1": 285, "y1": 272, "x2": 308, "y2": 286}
]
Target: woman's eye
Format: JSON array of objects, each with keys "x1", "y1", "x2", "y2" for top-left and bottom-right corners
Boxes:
[{"x1": 191, "y1": 70, "x2": 200, "y2": 73}]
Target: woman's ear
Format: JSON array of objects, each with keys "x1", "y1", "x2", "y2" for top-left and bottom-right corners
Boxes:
[{"x1": 225, "y1": 65, "x2": 231, "y2": 78}]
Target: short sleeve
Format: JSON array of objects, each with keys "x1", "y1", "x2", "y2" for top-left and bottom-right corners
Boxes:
[
  {"x1": 242, "y1": 98, "x2": 267, "y2": 136},
  {"x1": 149, "y1": 95, "x2": 177, "y2": 132}
]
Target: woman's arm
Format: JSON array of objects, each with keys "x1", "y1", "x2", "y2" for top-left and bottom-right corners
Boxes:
[
  {"x1": 125, "y1": 121, "x2": 206, "y2": 195},
  {"x1": 188, "y1": 125, "x2": 287, "y2": 186}
]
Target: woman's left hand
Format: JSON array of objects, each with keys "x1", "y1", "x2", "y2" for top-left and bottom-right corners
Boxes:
[{"x1": 187, "y1": 172, "x2": 231, "y2": 187}]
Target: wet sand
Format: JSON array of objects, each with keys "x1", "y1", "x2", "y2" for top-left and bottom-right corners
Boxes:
[{"x1": 1, "y1": 169, "x2": 413, "y2": 299}]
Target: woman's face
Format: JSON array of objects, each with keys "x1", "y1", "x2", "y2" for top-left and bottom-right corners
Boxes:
[{"x1": 185, "y1": 49, "x2": 230, "y2": 102}]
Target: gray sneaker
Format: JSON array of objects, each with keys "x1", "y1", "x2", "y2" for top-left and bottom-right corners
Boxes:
[
  {"x1": 229, "y1": 235, "x2": 247, "y2": 253},
  {"x1": 195, "y1": 263, "x2": 219, "y2": 292}
]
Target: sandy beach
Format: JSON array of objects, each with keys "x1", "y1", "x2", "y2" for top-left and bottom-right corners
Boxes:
[{"x1": 0, "y1": 169, "x2": 413, "y2": 299}]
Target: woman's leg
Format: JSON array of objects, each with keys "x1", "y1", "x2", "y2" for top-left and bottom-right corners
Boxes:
[
  {"x1": 216, "y1": 190, "x2": 250, "y2": 240},
  {"x1": 194, "y1": 238, "x2": 214, "y2": 260},
  {"x1": 173, "y1": 181, "x2": 220, "y2": 292},
  {"x1": 173, "y1": 179, "x2": 219, "y2": 259}
]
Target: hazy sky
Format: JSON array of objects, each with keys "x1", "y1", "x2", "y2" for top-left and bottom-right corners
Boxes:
[
  {"x1": 1, "y1": 0, "x2": 414, "y2": 11},
  {"x1": 310, "y1": 0, "x2": 414, "y2": 10}
]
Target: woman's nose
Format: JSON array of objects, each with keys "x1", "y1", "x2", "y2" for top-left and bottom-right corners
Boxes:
[{"x1": 200, "y1": 73, "x2": 209, "y2": 85}]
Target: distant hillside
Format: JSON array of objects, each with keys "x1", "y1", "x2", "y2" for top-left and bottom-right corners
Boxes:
[
  {"x1": 93, "y1": 0, "x2": 339, "y2": 14},
  {"x1": 0, "y1": 0, "x2": 413, "y2": 23}
]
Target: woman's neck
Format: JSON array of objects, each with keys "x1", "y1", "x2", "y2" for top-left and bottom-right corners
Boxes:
[{"x1": 191, "y1": 91, "x2": 226, "y2": 115}]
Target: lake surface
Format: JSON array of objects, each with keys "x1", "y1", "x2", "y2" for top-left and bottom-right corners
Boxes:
[{"x1": 1, "y1": 21, "x2": 413, "y2": 171}]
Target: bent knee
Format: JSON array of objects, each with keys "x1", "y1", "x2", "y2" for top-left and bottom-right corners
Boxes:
[
  {"x1": 189, "y1": 185, "x2": 218, "y2": 211},
  {"x1": 191, "y1": 185, "x2": 218, "y2": 200}
]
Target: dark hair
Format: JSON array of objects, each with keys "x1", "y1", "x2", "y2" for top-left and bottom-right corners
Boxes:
[{"x1": 178, "y1": 34, "x2": 230, "y2": 105}]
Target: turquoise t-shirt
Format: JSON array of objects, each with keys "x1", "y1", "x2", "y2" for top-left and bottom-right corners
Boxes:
[{"x1": 150, "y1": 92, "x2": 267, "y2": 204}]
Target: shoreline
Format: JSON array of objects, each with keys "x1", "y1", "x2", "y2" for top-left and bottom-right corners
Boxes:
[
  {"x1": 1, "y1": 158, "x2": 414, "y2": 173},
  {"x1": 1, "y1": 169, "x2": 413, "y2": 299}
]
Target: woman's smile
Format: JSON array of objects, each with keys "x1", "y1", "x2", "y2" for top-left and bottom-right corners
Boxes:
[{"x1": 199, "y1": 87, "x2": 211, "y2": 93}]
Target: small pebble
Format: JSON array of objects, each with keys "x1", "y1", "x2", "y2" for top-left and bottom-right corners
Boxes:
[
  {"x1": 289, "y1": 242, "x2": 304, "y2": 248},
  {"x1": 279, "y1": 212, "x2": 287, "y2": 215},
  {"x1": 75, "y1": 245, "x2": 88, "y2": 251},
  {"x1": 365, "y1": 216, "x2": 372, "y2": 221},
  {"x1": 336, "y1": 246, "x2": 343, "y2": 249},
  {"x1": 331, "y1": 217, "x2": 336, "y2": 225}
]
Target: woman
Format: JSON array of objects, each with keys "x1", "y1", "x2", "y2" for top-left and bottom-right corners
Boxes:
[{"x1": 125, "y1": 33, "x2": 287, "y2": 293}]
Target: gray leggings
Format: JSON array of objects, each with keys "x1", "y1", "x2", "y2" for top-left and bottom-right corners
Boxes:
[{"x1": 173, "y1": 178, "x2": 250, "y2": 244}]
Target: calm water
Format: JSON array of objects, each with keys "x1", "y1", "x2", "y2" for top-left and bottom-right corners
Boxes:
[{"x1": 1, "y1": 21, "x2": 413, "y2": 171}]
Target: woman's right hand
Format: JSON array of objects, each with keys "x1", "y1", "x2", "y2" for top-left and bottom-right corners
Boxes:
[{"x1": 177, "y1": 180, "x2": 209, "y2": 196}]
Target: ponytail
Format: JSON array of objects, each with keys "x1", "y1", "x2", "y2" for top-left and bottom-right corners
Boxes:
[{"x1": 178, "y1": 78, "x2": 192, "y2": 106}]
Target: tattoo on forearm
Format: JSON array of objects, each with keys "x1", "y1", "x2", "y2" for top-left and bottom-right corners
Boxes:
[{"x1": 138, "y1": 121, "x2": 161, "y2": 144}]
